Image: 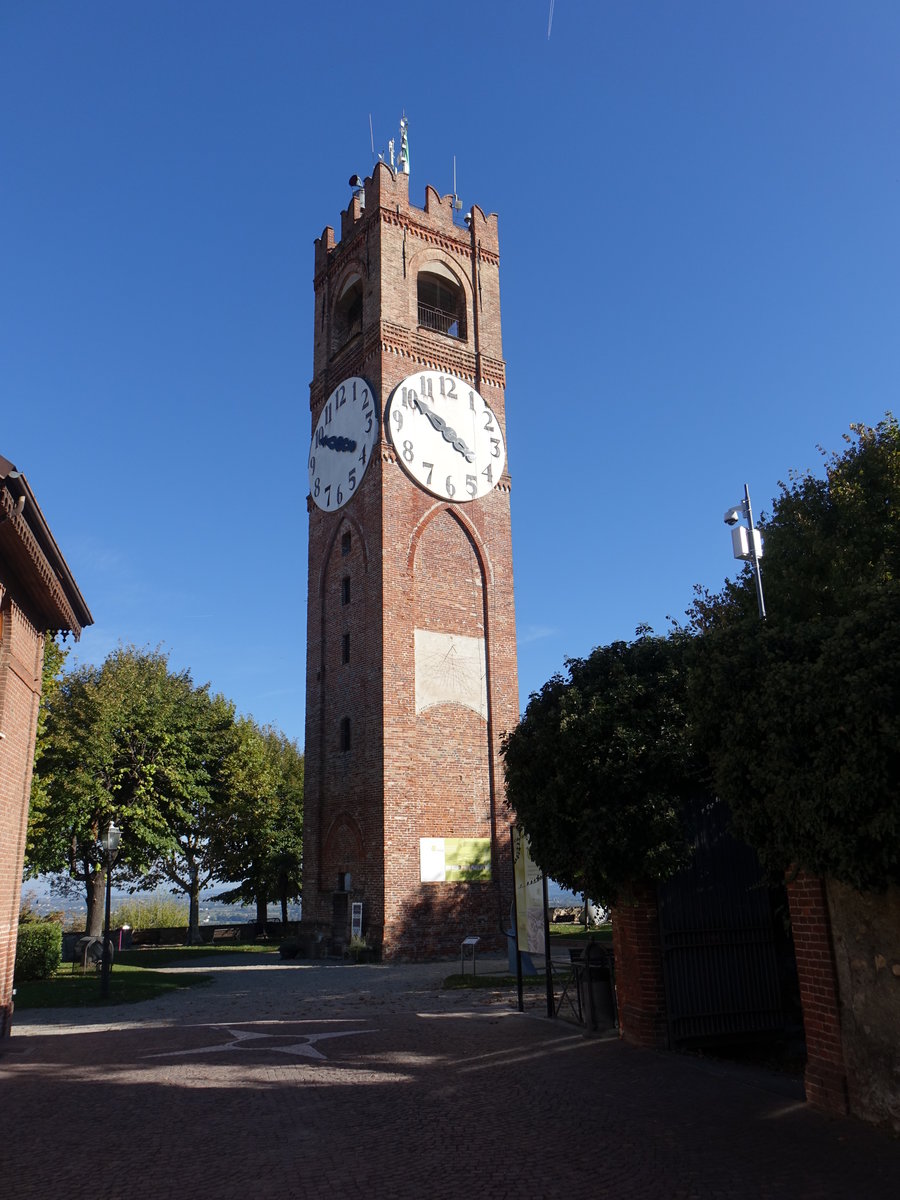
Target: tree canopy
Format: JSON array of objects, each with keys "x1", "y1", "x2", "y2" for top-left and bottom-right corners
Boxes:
[
  {"x1": 502, "y1": 630, "x2": 703, "y2": 908},
  {"x1": 210, "y1": 719, "x2": 304, "y2": 933},
  {"x1": 27, "y1": 644, "x2": 304, "y2": 936},
  {"x1": 27, "y1": 647, "x2": 207, "y2": 934},
  {"x1": 689, "y1": 417, "x2": 900, "y2": 890}
]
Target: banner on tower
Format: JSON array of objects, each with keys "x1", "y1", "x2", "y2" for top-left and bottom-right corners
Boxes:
[{"x1": 420, "y1": 837, "x2": 492, "y2": 883}]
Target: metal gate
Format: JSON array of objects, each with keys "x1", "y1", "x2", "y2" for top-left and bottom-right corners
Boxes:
[{"x1": 657, "y1": 796, "x2": 792, "y2": 1046}]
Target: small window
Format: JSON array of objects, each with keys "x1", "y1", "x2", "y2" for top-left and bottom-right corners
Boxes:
[
  {"x1": 340, "y1": 717, "x2": 352, "y2": 753},
  {"x1": 341, "y1": 531, "x2": 351, "y2": 556},
  {"x1": 341, "y1": 576, "x2": 351, "y2": 605},
  {"x1": 341, "y1": 633, "x2": 350, "y2": 665},
  {"x1": 417, "y1": 268, "x2": 467, "y2": 340}
]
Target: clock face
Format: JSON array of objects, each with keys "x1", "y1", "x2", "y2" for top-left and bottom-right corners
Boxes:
[
  {"x1": 387, "y1": 371, "x2": 505, "y2": 502},
  {"x1": 308, "y1": 376, "x2": 379, "y2": 512}
]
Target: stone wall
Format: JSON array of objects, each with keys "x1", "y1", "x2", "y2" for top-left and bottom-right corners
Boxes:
[{"x1": 826, "y1": 879, "x2": 900, "y2": 1133}]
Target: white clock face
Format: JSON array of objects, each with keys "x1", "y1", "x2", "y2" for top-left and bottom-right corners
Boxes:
[
  {"x1": 308, "y1": 376, "x2": 379, "y2": 512},
  {"x1": 387, "y1": 371, "x2": 505, "y2": 502}
]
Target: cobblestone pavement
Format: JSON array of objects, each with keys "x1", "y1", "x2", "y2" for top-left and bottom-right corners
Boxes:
[{"x1": 2, "y1": 955, "x2": 899, "y2": 1199}]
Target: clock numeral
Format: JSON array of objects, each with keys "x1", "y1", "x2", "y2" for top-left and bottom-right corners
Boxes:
[
  {"x1": 483, "y1": 411, "x2": 494, "y2": 432},
  {"x1": 469, "y1": 390, "x2": 476, "y2": 411},
  {"x1": 440, "y1": 375, "x2": 458, "y2": 400},
  {"x1": 365, "y1": 414, "x2": 373, "y2": 434},
  {"x1": 336, "y1": 485, "x2": 343, "y2": 505},
  {"x1": 323, "y1": 401, "x2": 333, "y2": 426},
  {"x1": 465, "y1": 474, "x2": 477, "y2": 497},
  {"x1": 422, "y1": 462, "x2": 434, "y2": 485},
  {"x1": 482, "y1": 464, "x2": 493, "y2": 485},
  {"x1": 361, "y1": 387, "x2": 370, "y2": 409},
  {"x1": 349, "y1": 468, "x2": 357, "y2": 493},
  {"x1": 418, "y1": 375, "x2": 434, "y2": 399},
  {"x1": 392, "y1": 409, "x2": 403, "y2": 433},
  {"x1": 324, "y1": 485, "x2": 332, "y2": 507},
  {"x1": 402, "y1": 440, "x2": 414, "y2": 463},
  {"x1": 359, "y1": 444, "x2": 367, "y2": 466},
  {"x1": 335, "y1": 384, "x2": 346, "y2": 408},
  {"x1": 445, "y1": 475, "x2": 456, "y2": 498},
  {"x1": 309, "y1": 455, "x2": 316, "y2": 474},
  {"x1": 314, "y1": 477, "x2": 321, "y2": 497},
  {"x1": 490, "y1": 437, "x2": 501, "y2": 458},
  {"x1": 400, "y1": 386, "x2": 418, "y2": 409}
]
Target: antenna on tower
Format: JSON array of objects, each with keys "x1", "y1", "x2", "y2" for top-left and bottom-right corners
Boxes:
[
  {"x1": 369, "y1": 113, "x2": 376, "y2": 165},
  {"x1": 451, "y1": 156, "x2": 462, "y2": 212},
  {"x1": 397, "y1": 113, "x2": 410, "y2": 175}
]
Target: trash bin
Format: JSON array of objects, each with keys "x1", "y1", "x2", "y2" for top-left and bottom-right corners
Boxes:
[{"x1": 573, "y1": 945, "x2": 616, "y2": 1031}]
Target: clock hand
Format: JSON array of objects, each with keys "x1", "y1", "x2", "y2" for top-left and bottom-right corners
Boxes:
[
  {"x1": 412, "y1": 396, "x2": 475, "y2": 463},
  {"x1": 316, "y1": 431, "x2": 357, "y2": 452}
]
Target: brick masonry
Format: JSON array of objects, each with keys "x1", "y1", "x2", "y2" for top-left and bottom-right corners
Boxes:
[
  {"x1": 612, "y1": 882, "x2": 669, "y2": 1049},
  {"x1": 785, "y1": 870, "x2": 850, "y2": 1116},
  {"x1": 0, "y1": 597, "x2": 44, "y2": 1038},
  {"x1": 303, "y1": 165, "x2": 518, "y2": 958}
]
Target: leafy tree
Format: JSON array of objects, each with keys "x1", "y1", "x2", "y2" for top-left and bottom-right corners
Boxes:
[
  {"x1": 689, "y1": 417, "x2": 900, "y2": 890},
  {"x1": 211, "y1": 720, "x2": 304, "y2": 934},
  {"x1": 26, "y1": 647, "x2": 210, "y2": 935},
  {"x1": 29, "y1": 635, "x2": 68, "y2": 829},
  {"x1": 143, "y1": 690, "x2": 238, "y2": 943},
  {"x1": 503, "y1": 629, "x2": 703, "y2": 908}
]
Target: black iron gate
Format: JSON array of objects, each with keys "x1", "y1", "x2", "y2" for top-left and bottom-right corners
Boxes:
[{"x1": 657, "y1": 796, "x2": 796, "y2": 1047}]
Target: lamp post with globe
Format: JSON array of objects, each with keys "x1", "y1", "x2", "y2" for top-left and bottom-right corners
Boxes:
[{"x1": 99, "y1": 821, "x2": 121, "y2": 999}]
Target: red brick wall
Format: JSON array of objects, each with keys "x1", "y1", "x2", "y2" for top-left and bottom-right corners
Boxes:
[
  {"x1": 0, "y1": 596, "x2": 45, "y2": 1038},
  {"x1": 304, "y1": 165, "x2": 517, "y2": 957},
  {"x1": 786, "y1": 871, "x2": 849, "y2": 1115},
  {"x1": 611, "y1": 883, "x2": 668, "y2": 1048}
]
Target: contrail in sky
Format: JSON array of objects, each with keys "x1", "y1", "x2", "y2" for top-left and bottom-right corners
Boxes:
[{"x1": 548, "y1": 1, "x2": 555, "y2": 40}]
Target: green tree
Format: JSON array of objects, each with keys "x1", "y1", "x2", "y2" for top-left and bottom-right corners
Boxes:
[
  {"x1": 26, "y1": 647, "x2": 209, "y2": 935},
  {"x1": 502, "y1": 629, "x2": 703, "y2": 909},
  {"x1": 143, "y1": 690, "x2": 238, "y2": 943},
  {"x1": 211, "y1": 720, "x2": 304, "y2": 934},
  {"x1": 29, "y1": 635, "x2": 68, "y2": 823},
  {"x1": 689, "y1": 417, "x2": 900, "y2": 890}
]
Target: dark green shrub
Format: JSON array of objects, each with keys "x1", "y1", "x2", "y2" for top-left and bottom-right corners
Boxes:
[{"x1": 15, "y1": 923, "x2": 62, "y2": 981}]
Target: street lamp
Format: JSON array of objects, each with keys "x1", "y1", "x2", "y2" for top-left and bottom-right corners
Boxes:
[
  {"x1": 724, "y1": 483, "x2": 766, "y2": 620},
  {"x1": 100, "y1": 821, "x2": 121, "y2": 999}
]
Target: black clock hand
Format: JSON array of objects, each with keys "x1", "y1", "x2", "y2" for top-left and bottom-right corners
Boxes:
[
  {"x1": 412, "y1": 396, "x2": 475, "y2": 463},
  {"x1": 316, "y1": 431, "x2": 357, "y2": 452}
]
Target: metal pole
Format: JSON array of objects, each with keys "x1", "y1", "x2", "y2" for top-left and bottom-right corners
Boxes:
[
  {"x1": 743, "y1": 483, "x2": 767, "y2": 620},
  {"x1": 510, "y1": 827, "x2": 524, "y2": 1013},
  {"x1": 543, "y1": 873, "x2": 554, "y2": 1019},
  {"x1": 100, "y1": 860, "x2": 112, "y2": 999}
]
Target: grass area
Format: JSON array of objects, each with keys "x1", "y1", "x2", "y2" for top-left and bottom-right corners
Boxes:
[
  {"x1": 549, "y1": 923, "x2": 613, "y2": 938},
  {"x1": 117, "y1": 943, "x2": 279, "y2": 968},
  {"x1": 443, "y1": 973, "x2": 547, "y2": 990},
  {"x1": 14, "y1": 963, "x2": 213, "y2": 1010}
]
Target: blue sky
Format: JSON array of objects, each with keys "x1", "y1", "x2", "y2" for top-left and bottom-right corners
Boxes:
[{"x1": 3, "y1": 2, "x2": 898, "y2": 747}]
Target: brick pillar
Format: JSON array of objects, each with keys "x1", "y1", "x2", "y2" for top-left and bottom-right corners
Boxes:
[
  {"x1": 786, "y1": 871, "x2": 849, "y2": 1116},
  {"x1": 611, "y1": 881, "x2": 668, "y2": 1048}
]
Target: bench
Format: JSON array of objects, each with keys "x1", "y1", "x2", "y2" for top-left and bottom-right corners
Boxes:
[{"x1": 211, "y1": 927, "x2": 240, "y2": 943}]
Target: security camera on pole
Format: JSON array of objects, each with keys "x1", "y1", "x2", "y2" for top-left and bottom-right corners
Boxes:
[{"x1": 724, "y1": 484, "x2": 766, "y2": 620}]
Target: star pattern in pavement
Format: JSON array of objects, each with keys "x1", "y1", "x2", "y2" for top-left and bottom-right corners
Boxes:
[{"x1": 143, "y1": 1025, "x2": 373, "y2": 1061}]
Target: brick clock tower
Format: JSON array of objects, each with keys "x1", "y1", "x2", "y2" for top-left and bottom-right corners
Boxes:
[{"x1": 302, "y1": 156, "x2": 518, "y2": 959}]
